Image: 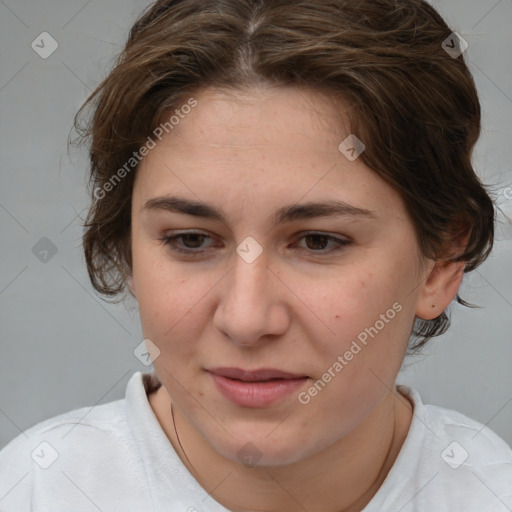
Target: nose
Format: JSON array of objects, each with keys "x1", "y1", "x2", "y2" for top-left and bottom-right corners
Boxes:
[{"x1": 213, "y1": 249, "x2": 290, "y2": 348}]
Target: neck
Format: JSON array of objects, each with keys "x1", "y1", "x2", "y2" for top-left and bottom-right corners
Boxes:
[{"x1": 149, "y1": 386, "x2": 413, "y2": 512}]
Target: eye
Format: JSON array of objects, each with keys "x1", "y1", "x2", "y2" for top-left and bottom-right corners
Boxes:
[
  {"x1": 160, "y1": 230, "x2": 350, "y2": 256},
  {"x1": 293, "y1": 232, "x2": 351, "y2": 253},
  {"x1": 160, "y1": 231, "x2": 214, "y2": 254}
]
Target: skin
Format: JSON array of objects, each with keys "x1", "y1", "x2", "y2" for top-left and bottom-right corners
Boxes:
[{"x1": 129, "y1": 85, "x2": 465, "y2": 512}]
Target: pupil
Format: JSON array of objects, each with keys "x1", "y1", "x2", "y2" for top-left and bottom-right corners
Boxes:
[
  {"x1": 306, "y1": 234, "x2": 327, "y2": 250},
  {"x1": 184, "y1": 234, "x2": 204, "y2": 248}
]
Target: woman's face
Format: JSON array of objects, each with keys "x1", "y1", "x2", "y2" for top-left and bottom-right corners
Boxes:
[{"x1": 130, "y1": 85, "x2": 432, "y2": 465}]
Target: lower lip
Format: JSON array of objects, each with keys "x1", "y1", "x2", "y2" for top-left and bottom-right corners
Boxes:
[{"x1": 209, "y1": 372, "x2": 308, "y2": 407}]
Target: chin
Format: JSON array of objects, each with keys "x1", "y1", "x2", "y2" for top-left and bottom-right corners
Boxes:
[{"x1": 207, "y1": 426, "x2": 320, "y2": 468}]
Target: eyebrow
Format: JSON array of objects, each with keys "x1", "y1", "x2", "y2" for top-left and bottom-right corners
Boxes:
[{"x1": 143, "y1": 195, "x2": 376, "y2": 226}]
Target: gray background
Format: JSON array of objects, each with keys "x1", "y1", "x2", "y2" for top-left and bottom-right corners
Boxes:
[{"x1": 1, "y1": 0, "x2": 511, "y2": 451}]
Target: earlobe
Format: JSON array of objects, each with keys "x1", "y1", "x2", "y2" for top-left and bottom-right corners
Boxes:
[{"x1": 415, "y1": 260, "x2": 465, "y2": 320}]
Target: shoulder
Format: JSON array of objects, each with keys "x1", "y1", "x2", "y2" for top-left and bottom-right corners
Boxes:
[
  {"x1": 421, "y1": 394, "x2": 512, "y2": 466},
  {"x1": 0, "y1": 372, "x2": 154, "y2": 510},
  {"x1": 0, "y1": 394, "x2": 126, "y2": 454},
  {"x1": 397, "y1": 386, "x2": 512, "y2": 511},
  {"x1": 0, "y1": 399, "x2": 127, "y2": 497},
  {"x1": 1, "y1": 394, "x2": 127, "y2": 456}
]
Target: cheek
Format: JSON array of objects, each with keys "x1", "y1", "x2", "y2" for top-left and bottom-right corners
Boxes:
[
  {"x1": 132, "y1": 242, "x2": 184, "y2": 337},
  {"x1": 314, "y1": 270, "x2": 387, "y2": 340},
  {"x1": 132, "y1": 245, "x2": 218, "y2": 356},
  {"x1": 312, "y1": 263, "x2": 412, "y2": 379},
  {"x1": 301, "y1": 280, "x2": 409, "y2": 437}
]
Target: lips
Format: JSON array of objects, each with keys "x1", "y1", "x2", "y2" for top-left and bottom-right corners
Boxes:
[
  {"x1": 207, "y1": 367, "x2": 309, "y2": 407},
  {"x1": 207, "y1": 367, "x2": 307, "y2": 381}
]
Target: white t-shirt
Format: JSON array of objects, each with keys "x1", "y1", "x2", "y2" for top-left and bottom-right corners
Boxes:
[{"x1": 1, "y1": 371, "x2": 511, "y2": 511}]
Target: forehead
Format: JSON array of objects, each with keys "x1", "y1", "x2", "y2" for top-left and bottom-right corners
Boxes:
[
  {"x1": 133, "y1": 85, "x2": 406, "y2": 219},
  {"x1": 156, "y1": 85, "x2": 349, "y2": 159}
]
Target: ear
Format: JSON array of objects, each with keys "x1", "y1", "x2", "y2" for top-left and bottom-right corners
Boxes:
[{"x1": 415, "y1": 260, "x2": 465, "y2": 320}]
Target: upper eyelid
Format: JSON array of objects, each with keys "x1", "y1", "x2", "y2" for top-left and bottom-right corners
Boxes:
[
  {"x1": 162, "y1": 229, "x2": 349, "y2": 240},
  {"x1": 162, "y1": 230, "x2": 350, "y2": 250}
]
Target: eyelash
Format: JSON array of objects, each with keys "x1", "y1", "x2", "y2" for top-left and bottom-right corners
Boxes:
[{"x1": 159, "y1": 231, "x2": 351, "y2": 256}]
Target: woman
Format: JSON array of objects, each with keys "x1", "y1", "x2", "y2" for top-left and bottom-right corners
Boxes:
[{"x1": 1, "y1": 0, "x2": 511, "y2": 510}]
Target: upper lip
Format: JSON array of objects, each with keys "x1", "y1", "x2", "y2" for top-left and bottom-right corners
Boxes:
[{"x1": 208, "y1": 367, "x2": 307, "y2": 381}]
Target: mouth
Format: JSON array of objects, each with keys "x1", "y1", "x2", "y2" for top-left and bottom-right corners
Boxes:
[
  {"x1": 208, "y1": 367, "x2": 308, "y2": 381},
  {"x1": 206, "y1": 367, "x2": 309, "y2": 407}
]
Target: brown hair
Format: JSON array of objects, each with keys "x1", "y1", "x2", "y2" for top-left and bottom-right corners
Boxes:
[{"x1": 73, "y1": 0, "x2": 495, "y2": 353}]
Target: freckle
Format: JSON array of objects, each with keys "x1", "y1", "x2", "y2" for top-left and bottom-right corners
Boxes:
[{"x1": 335, "y1": 315, "x2": 339, "y2": 319}]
